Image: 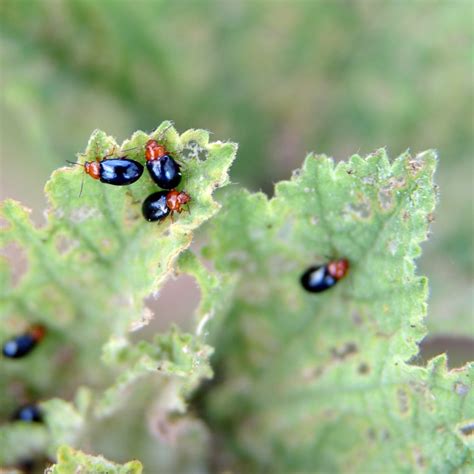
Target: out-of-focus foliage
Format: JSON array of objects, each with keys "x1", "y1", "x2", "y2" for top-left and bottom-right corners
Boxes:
[
  {"x1": 203, "y1": 150, "x2": 474, "y2": 472},
  {"x1": 1, "y1": 1, "x2": 471, "y2": 180},
  {"x1": 0, "y1": 0, "x2": 472, "y2": 340}
]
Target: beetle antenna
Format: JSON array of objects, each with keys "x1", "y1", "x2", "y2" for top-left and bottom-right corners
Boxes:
[
  {"x1": 66, "y1": 160, "x2": 83, "y2": 167},
  {"x1": 120, "y1": 145, "x2": 140, "y2": 154},
  {"x1": 78, "y1": 173, "x2": 85, "y2": 198},
  {"x1": 158, "y1": 123, "x2": 173, "y2": 140}
]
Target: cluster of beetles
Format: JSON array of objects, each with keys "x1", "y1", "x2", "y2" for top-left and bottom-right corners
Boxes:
[
  {"x1": 2, "y1": 134, "x2": 350, "y2": 469},
  {"x1": 73, "y1": 137, "x2": 191, "y2": 222}
]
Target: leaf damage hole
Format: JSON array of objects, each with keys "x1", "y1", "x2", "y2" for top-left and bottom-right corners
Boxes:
[
  {"x1": 141, "y1": 273, "x2": 201, "y2": 335},
  {"x1": 331, "y1": 342, "x2": 358, "y2": 360},
  {"x1": 0, "y1": 242, "x2": 28, "y2": 287},
  {"x1": 302, "y1": 366, "x2": 324, "y2": 381},
  {"x1": 459, "y1": 421, "x2": 474, "y2": 437},
  {"x1": 416, "y1": 335, "x2": 474, "y2": 369},
  {"x1": 181, "y1": 140, "x2": 208, "y2": 161},
  {"x1": 391, "y1": 175, "x2": 407, "y2": 186},
  {"x1": 345, "y1": 200, "x2": 371, "y2": 220},
  {"x1": 408, "y1": 153, "x2": 426, "y2": 175},
  {"x1": 378, "y1": 186, "x2": 394, "y2": 211},
  {"x1": 397, "y1": 388, "x2": 410, "y2": 415},
  {"x1": 351, "y1": 310, "x2": 363, "y2": 326},
  {"x1": 412, "y1": 448, "x2": 425, "y2": 469},
  {"x1": 291, "y1": 168, "x2": 302, "y2": 179},
  {"x1": 69, "y1": 206, "x2": 102, "y2": 223},
  {"x1": 358, "y1": 363, "x2": 370, "y2": 375},
  {"x1": 387, "y1": 239, "x2": 398, "y2": 256},
  {"x1": 367, "y1": 427, "x2": 393, "y2": 442},
  {"x1": 454, "y1": 382, "x2": 469, "y2": 397},
  {"x1": 408, "y1": 380, "x2": 427, "y2": 394},
  {"x1": 55, "y1": 235, "x2": 79, "y2": 256}
]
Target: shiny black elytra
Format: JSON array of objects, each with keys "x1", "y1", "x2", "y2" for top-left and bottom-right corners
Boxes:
[
  {"x1": 142, "y1": 191, "x2": 170, "y2": 222},
  {"x1": 2, "y1": 334, "x2": 37, "y2": 358},
  {"x1": 94, "y1": 158, "x2": 144, "y2": 185},
  {"x1": 146, "y1": 156, "x2": 182, "y2": 189},
  {"x1": 300, "y1": 259, "x2": 350, "y2": 293},
  {"x1": 74, "y1": 157, "x2": 144, "y2": 186},
  {"x1": 145, "y1": 139, "x2": 182, "y2": 189},
  {"x1": 68, "y1": 155, "x2": 144, "y2": 196},
  {"x1": 12, "y1": 404, "x2": 43, "y2": 423}
]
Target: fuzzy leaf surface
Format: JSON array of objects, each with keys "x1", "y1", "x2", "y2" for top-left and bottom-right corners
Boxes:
[
  {"x1": 204, "y1": 150, "x2": 474, "y2": 473},
  {"x1": 0, "y1": 123, "x2": 236, "y2": 467},
  {"x1": 46, "y1": 446, "x2": 142, "y2": 474}
]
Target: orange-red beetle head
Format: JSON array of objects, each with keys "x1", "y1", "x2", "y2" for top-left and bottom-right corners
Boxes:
[
  {"x1": 177, "y1": 191, "x2": 191, "y2": 205},
  {"x1": 30, "y1": 324, "x2": 46, "y2": 342},
  {"x1": 166, "y1": 190, "x2": 191, "y2": 213},
  {"x1": 145, "y1": 139, "x2": 167, "y2": 162},
  {"x1": 327, "y1": 258, "x2": 349, "y2": 280},
  {"x1": 84, "y1": 161, "x2": 100, "y2": 180}
]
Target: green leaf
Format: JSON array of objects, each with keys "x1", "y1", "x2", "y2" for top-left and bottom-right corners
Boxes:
[
  {"x1": 0, "y1": 393, "x2": 89, "y2": 465},
  {"x1": 41, "y1": 398, "x2": 87, "y2": 457},
  {"x1": 46, "y1": 445, "x2": 142, "y2": 474},
  {"x1": 0, "y1": 122, "x2": 236, "y2": 467},
  {"x1": 2, "y1": 115, "x2": 472, "y2": 473},
  {"x1": 204, "y1": 149, "x2": 474, "y2": 472},
  {"x1": 86, "y1": 254, "x2": 232, "y2": 472},
  {"x1": 0, "y1": 423, "x2": 48, "y2": 466},
  {"x1": 177, "y1": 249, "x2": 238, "y2": 339},
  {"x1": 96, "y1": 326, "x2": 214, "y2": 417}
]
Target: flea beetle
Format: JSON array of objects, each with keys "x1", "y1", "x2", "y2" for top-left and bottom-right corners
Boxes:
[
  {"x1": 2, "y1": 324, "x2": 46, "y2": 359},
  {"x1": 142, "y1": 190, "x2": 191, "y2": 222},
  {"x1": 82, "y1": 157, "x2": 144, "y2": 186},
  {"x1": 300, "y1": 259, "x2": 349, "y2": 293},
  {"x1": 12, "y1": 404, "x2": 43, "y2": 423},
  {"x1": 144, "y1": 139, "x2": 182, "y2": 189},
  {"x1": 68, "y1": 150, "x2": 144, "y2": 195}
]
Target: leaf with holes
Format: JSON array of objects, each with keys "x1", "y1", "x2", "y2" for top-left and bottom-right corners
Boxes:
[
  {"x1": 0, "y1": 122, "x2": 236, "y2": 469},
  {"x1": 202, "y1": 149, "x2": 474, "y2": 473},
  {"x1": 96, "y1": 326, "x2": 214, "y2": 417}
]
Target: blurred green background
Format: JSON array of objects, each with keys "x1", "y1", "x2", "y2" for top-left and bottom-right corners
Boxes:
[{"x1": 0, "y1": 1, "x2": 472, "y2": 343}]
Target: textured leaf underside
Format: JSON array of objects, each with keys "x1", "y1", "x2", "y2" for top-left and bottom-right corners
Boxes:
[{"x1": 204, "y1": 150, "x2": 473, "y2": 473}]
